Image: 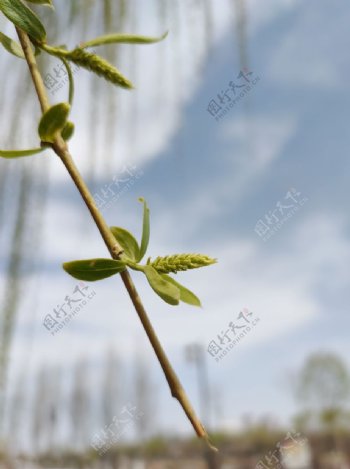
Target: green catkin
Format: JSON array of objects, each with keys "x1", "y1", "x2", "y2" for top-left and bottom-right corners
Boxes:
[
  {"x1": 150, "y1": 254, "x2": 217, "y2": 274},
  {"x1": 66, "y1": 48, "x2": 133, "y2": 89}
]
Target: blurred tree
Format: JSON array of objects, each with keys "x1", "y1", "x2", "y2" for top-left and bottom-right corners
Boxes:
[
  {"x1": 7, "y1": 371, "x2": 27, "y2": 457},
  {"x1": 292, "y1": 409, "x2": 315, "y2": 433},
  {"x1": 46, "y1": 367, "x2": 62, "y2": 453},
  {"x1": 294, "y1": 352, "x2": 350, "y2": 451},
  {"x1": 296, "y1": 352, "x2": 349, "y2": 411},
  {"x1": 133, "y1": 354, "x2": 156, "y2": 442},
  {"x1": 70, "y1": 359, "x2": 91, "y2": 451},
  {"x1": 102, "y1": 348, "x2": 122, "y2": 426},
  {"x1": 31, "y1": 367, "x2": 52, "y2": 455},
  {"x1": 100, "y1": 350, "x2": 122, "y2": 469}
]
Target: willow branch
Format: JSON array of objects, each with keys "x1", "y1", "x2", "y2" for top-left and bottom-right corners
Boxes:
[{"x1": 16, "y1": 27, "x2": 217, "y2": 451}]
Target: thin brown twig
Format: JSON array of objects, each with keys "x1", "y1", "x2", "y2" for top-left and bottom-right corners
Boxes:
[{"x1": 15, "y1": 27, "x2": 217, "y2": 451}]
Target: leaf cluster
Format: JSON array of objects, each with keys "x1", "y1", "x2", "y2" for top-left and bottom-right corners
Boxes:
[
  {"x1": 0, "y1": 0, "x2": 166, "y2": 157},
  {"x1": 63, "y1": 199, "x2": 216, "y2": 307}
]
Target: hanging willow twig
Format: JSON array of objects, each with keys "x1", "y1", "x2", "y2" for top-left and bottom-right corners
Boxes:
[{"x1": 12, "y1": 21, "x2": 217, "y2": 451}]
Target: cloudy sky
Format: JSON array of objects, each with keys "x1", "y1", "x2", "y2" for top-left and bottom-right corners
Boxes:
[{"x1": 1, "y1": 0, "x2": 350, "y2": 446}]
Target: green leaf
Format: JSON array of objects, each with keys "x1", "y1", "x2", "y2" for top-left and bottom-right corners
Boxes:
[
  {"x1": 38, "y1": 102, "x2": 70, "y2": 143},
  {"x1": 80, "y1": 31, "x2": 168, "y2": 49},
  {"x1": 63, "y1": 258, "x2": 126, "y2": 282},
  {"x1": 138, "y1": 197, "x2": 150, "y2": 261},
  {"x1": 26, "y1": 0, "x2": 53, "y2": 6},
  {"x1": 161, "y1": 275, "x2": 201, "y2": 307},
  {"x1": 110, "y1": 227, "x2": 140, "y2": 262},
  {"x1": 61, "y1": 121, "x2": 74, "y2": 141},
  {"x1": 0, "y1": 147, "x2": 44, "y2": 158},
  {"x1": 0, "y1": 31, "x2": 24, "y2": 58},
  {"x1": 144, "y1": 265, "x2": 180, "y2": 306},
  {"x1": 0, "y1": 0, "x2": 46, "y2": 43}
]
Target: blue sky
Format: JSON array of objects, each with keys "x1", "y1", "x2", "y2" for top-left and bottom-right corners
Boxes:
[{"x1": 1, "y1": 0, "x2": 350, "y2": 446}]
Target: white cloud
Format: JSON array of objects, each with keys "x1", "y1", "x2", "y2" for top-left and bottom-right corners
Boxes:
[
  {"x1": 151, "y1": 113, "x2": 297, "y2": 236},
  {"x1": 267, "y1": 1, "x2": 344, "y2": 88},
  {"x1": 222, "y1": 114, "x2": 297, "y2": 168}
]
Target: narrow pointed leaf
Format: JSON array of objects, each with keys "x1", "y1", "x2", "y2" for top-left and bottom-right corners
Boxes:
[
  {"x1": 0, "y1": 147, "x2": 44, "y2": 158},
  {"x1": 144, "y1": 265, "x2": 180, "y2": 306},
  {"x1": 138, "y1": 197, "x2": 150, "y2": 261},
  {"x1": 161, "y1": 275, "x2": 201, "y2": 307},
  {"x1": 0, "y1": 0, "x2": 46, "y2": 42},
  {"x1": 63, "y1": 258, "x2": 126, "y2": 282},
  {"x1": 38, "y1": 102, "x2": 70, "y2": 143},
  {"x1": 0, "y1": 31, "x2": 24, "y2": 58},
  {"x1": 110, "y1": 227, "x2": 140, "y2": 262},
  {"x1": 80, "y1": 31, "x2": 168, "y2": 49}
]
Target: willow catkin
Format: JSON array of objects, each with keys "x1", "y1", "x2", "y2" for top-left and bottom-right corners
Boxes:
[
  {"x1": 150, "y1": 254, "x2": 217, "y2": 274},
  {"x1": 67, "y1": 48, "x2": 133, "y2": 89}
]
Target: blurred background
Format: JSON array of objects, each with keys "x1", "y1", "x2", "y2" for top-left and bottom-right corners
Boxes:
[{"x1": 0, "y1": 0, "x2": 350, "y2": 467}]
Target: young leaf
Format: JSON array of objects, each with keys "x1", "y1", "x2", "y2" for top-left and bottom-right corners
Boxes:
[
  {"x1": 80, "y1": 31, "x2": 168, "y2": 49},
  {"x1": 0, "y1": 31, "x2": 24, "y2": 58},
  {"x1": 0, "y1": 0, "x2": 47, "y2": 43},
  {"x1": 138, "y1": 197, "x2": 150, "y2": 261},
  {"x1": 38, "y1": 102, "x2": 70, "y2": 143},
  {"x1": 161, "y1": 275, "x2": 201, "y2": 307},
  {"x1": 110, "y1": 227, "x2": 140, "y2": 262},
  {"x1": 63, "y1": 258, "x2": 126, "y2": 282},
  {"x1": 61, "y1": 121, "x2": 74, "y2": 141},
  {"x1": 0, "y1": 147, "x2": 44, "y2": 158},
  {"x1": 144, "y1": 265, "x2": 180, "y2": 306}
]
